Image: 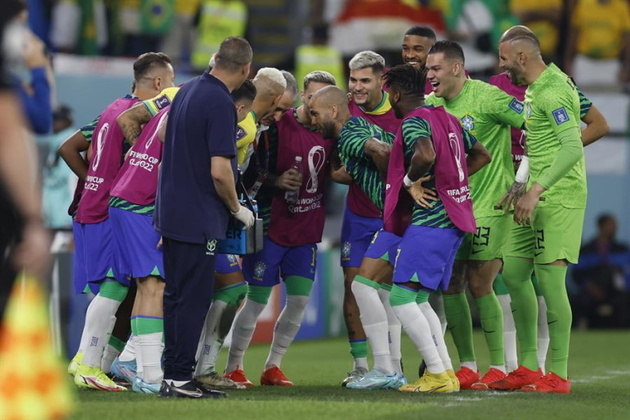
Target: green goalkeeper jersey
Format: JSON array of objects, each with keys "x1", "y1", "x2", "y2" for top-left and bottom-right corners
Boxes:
[
  {"x1": 524, "y1": 63, "x2": 586, "y2": 209},
  {"x1": 426, "y1": 79, "x2": 524, "y2": 217}
]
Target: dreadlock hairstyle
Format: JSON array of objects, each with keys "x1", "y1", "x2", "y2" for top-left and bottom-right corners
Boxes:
[{"x1": 383, "y1": 64, "x2": 426, "y2": 99}]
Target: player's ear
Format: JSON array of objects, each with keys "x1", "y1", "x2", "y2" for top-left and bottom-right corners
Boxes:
[{"x1": 331, "y1": 104, "x2": 338, "y2": 119}]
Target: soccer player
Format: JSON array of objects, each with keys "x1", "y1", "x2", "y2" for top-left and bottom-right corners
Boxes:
[
  {"x1": 383, "y1": 66, "x2": 491, "y2": 393},
  {"x1": 309, "y1": 83, "x2": 401, "y2": 389},
  {"x1": 340, "y1": 51, "x2": 402, "y2": 385},
  {"x1": 424, "y1": 40, "x2": 526, "y2": 389},
  {"x1": 60, "y1": 53, "x2": 175, "y2": 391},
  {"x1": 489, "y1": 26, "x2": 609, "y2": 374},
  {"x1": 224, "y1": 71, "x2": 336, "y2": 387},
  {"x1": 108, "y1": 105, "x2": 171, "y2": 394},
  {"x1": 487, "y1": 27, "x2": 589, "y2": 394},
  {"x1": 401, "y1": 25, "x2": 436, "y2": 95}
]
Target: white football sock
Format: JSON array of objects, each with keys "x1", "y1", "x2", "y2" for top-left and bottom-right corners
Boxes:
[
  {"x1": 392, "y1": 302, "x2": 444, "y2": 374},
  {"x1": 353, "y1": 357, "x2": 368, "y2": 370},
  {"x1": 226, "y1": 299, "x2": 266, "y2": 373},
  {"x1": 430, "y1": 293, "x2": 448, "y2": 335},
  {"x1": 378, "y1": 288, "x2": 402, "y2": 375},
  {"x1": 419, "y1": 301, "x2": 453, "y2": 371},
  {"x1": 497, "y1": 293, "x2": 518, "y2": 372},
  {"x1": 461, "y1": 361, "x2": 478, "y2": 371},
  {"x1": 537, "y1": 296, "x2": 549, "y2": 373},
  {"x1": 264, "y1": 295, "x2": 310, "y2": 369},
  {"x1": 195, "y1": 299, "x2": 228, "y2": 376},
  {"x1": 139, "y1": 332, "x2": 164, "y2": 384},
  {"x1": 119, "y1": 334, "x2": 137, "y2": 362},
  {"x1": 351, "y1": 281, "x2": 394, "y2": 375},
  {"x1": 81, "y1": 294, "x2": 120, "y2": 368},
  {"x1": 100, "y1": 343, "x2": 120, "y2": 373}
]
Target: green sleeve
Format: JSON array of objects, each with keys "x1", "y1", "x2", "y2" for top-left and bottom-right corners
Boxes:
[
  {"x1": 538, "y1": 91, "x2": 583, "y2": 189},
  {"x1": 538, "y1": 126, "x2": 582, "y2": 189},
  {"x1": 80, "y1": 116, "x2": 100, "y2": 143},
  {"x1": 338, "y1": 118, "x2": 374, "y2": 164},
  {"x1": 488, "y1": 86, "x2": 525, "y2": 129},
  {"x1": 577, "y1": 87, "x2": 592, "y2": 119},
  {"x1": 401, "y1": 116, "x2": 431, "y2": 160},
  {"x1": 424, "y1": 93, "x2": 439, "y2": 106}
]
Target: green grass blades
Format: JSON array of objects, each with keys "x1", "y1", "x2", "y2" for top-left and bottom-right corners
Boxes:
[{"x1": 73, "y1": 330, "x2": 630, "y2": 420}]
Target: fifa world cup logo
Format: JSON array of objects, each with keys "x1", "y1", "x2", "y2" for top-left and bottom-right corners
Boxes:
[
  {"x1": 306, "y1": 146, "x2": 326, "y2": 193},
  {"x1": 145, "y1": 112, "x2": 169, "y2": 150},
  {"x1": 448, "y1": 132, "x2": 465, "y2": 182}
]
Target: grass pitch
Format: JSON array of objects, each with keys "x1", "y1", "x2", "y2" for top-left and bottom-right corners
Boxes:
[{"x1": 73, "y1": 330, "x2": 630, "y2": 420}]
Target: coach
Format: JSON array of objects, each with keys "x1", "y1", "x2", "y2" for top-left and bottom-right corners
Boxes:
[{"x1": 155, "y1": 37, "x2": 255, "y2": 398}]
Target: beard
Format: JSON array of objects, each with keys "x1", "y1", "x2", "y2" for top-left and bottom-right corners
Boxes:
[{"x1": 321, "y1": 121, "x2": 337, "y2": 140}]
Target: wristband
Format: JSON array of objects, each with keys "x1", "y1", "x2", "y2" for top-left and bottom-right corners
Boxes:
[
  {"x1": 515, "y1": 155, "x2": 529, "y2": 184},
  {"x1": 403, "y1": 175, "x2": 414, "y2": 187}
]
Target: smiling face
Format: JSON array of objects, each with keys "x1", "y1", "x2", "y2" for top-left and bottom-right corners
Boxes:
[
  {"x1": 401, "y1": 34, "x2": 434, "y2": 69},
  {"x1": 349, "y1": 67, "x2": 383, "y2": 110},
  {"x1": 309, "y1": 97, "x2": 338, "y2": 140},
  {"x1": 498, "y1": 41, "x2": 527, "y2": 86},
  {"x1": 426, "y1": 52, "x2": 461, "y2": 99}
]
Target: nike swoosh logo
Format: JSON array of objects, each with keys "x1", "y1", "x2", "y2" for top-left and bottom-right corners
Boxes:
[
  {"x1": 472, "y1": 249, "x2": 484, "y2": 254},
  {"x1": 483, "y1": 329, "x2": 496, "y2": 334},
  {"x1": 174, "y1": 388, "x2": 203, "y2": 398},
  {"x1": 547, "y1": 320, "x2": 558, "y2": 325},
  {"x1": 534, "y1": 251, "x2": 543, "y2": 257},
  {"x1": 429, "y1": 384, "x2": 447, "y2": 392}
]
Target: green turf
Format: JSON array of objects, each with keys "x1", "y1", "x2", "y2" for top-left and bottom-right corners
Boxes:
[{"x1": 72, "y1": 330, "x2": 630, "y2": 420}]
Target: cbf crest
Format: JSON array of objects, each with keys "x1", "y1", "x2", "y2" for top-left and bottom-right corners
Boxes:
[
  {"x1": 253, "y1": 261, "x2": 266, "y2": 280},
  {"x1": 461, "y1": 115, "x2": 475, "y2": 131}
]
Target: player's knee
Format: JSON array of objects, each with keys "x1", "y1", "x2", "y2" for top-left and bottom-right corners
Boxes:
[{"x1": 247, "y1": 285, "x2": 272, "y2": 304}]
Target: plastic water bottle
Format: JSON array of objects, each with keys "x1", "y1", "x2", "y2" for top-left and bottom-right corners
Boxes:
[{"x1": 284, "y1": 156, "x2": 302, "y2": 204}]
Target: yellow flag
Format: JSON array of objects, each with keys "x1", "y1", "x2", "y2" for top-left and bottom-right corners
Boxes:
[{"x1": 0, "y1": 273, "x2": 74, "y2": 419}]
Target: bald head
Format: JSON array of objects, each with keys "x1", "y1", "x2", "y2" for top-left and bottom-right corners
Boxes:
[
  {"x1": 499, "y1": 25, "x2": 541, "y2": 53},
  {"x1": 309, "y1": 86, "x2": 350, "y2": 140},
  {"x1": 498, "y1": 25, "x2": 546, "y2": 86},
  {"x1": 310, "y1": 86, "x2": 348, "y2": 108}
]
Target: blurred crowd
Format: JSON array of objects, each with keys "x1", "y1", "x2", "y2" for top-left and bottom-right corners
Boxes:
[{"x1": 20, "y1": 0, "x2": 630, "y2": 87}]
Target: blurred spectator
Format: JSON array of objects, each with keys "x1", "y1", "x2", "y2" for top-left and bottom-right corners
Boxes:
[
  {"x1": 191, "y1": 0, "x2": 247, "y2": 71},
  {"x1": 50, "y1": 0, "x2": 108, "y2": 55},
  {"x1": 510, "y1": 0, "x2": 563, "y2": 62},
  {"x1": 8, "y1": 4, "x2": 53, "y2": 135},
  {"x1": 119, "y1": 0, "x2": 174, "y2": 57},
  {"x1": 38, "y1": 105, "x2": 77, "y2": 231},
  {"x1": 572, "y1": 214, "x2": 630, "y2": 328},
  {"x1": 295, "y1": 22, "x2": 346, "y2": 91},
  {"x1": 160, "y1": 0, "x2": 202, "y2": 68},
  {"x1": 564, "y1": 0, "x2": 630, "y2": 88}
]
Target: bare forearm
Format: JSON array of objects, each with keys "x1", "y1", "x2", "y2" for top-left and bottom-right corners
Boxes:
[
  {"x1": 117, "y1": 105, "x2": 151, "y2": 145},
  {"x1": 58, "y1": 130, "x2": 89, "y2": 180},
  {"x1": 581, "y1": 107, "x2": 609, "y2": 146},
  {"x1": 331, "y1": 166, "x2": 353, "y2": 184},
  {"x1": 365, "y1": 138, "x2": 391, "y2": 175}
]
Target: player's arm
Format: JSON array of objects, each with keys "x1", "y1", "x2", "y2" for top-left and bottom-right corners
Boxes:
[
  {"x1": 404, "y1": 136, "x2": 438, "y2": 208},
  {"x1": 117, "y1": 102, "x2": 152, "y2": 145},
  {"x1": 58, "y1": 129, "x2": 90, "y2": 181},
  {"x1": 515, "y1": 96, "x2": 583, "y2": 225},
  {"x1": 330, "y1": 145, "x2": 352, "y2": 184},
  {"x1": 577, "y1": 88, "x2": 609, "y2": 146},
  {"x1": 364, "y1": 137, "x2": 391, "y2": 176}
]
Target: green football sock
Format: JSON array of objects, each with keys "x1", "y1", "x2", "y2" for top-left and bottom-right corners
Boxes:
[
  {"x1": 502, "y1": 256, "x2": 538, "y2": 370},
  {"x1": 108, "y1": 335, "x2": 126, "y2": 353},
  {"x1": 475, "y1": 292, "x2": 504, "y2": 366},
  {"x1": 535, "y1": 264, "x2": 571, "y2": 379},
  {"x1": 493, "y1": 273, "x2": 509, "y2": 296},
  {"x1": 349, "y1": 339, "x2": 368, "y2": 359},
  {"x1": 443, "y1": 292, "x2": 476, "y2": 363}
]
